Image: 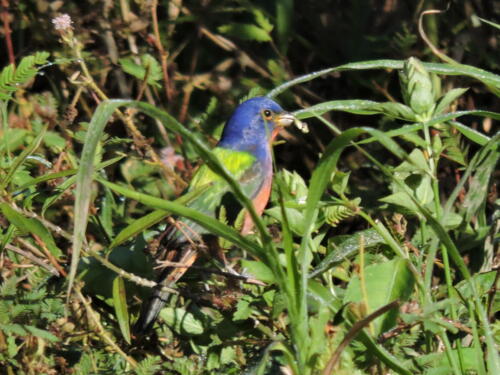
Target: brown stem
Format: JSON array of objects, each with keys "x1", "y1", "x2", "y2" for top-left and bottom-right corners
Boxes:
[
  {"x1": 151, "y1": 0, "x2": 174, "y2": 102},
  {"x1": 1, "y1": 0, "x2": 15, "y2": 65}
]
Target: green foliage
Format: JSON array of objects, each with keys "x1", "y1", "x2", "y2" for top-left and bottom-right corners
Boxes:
[
  {"x1": 1, "y1": 3, "x2": 499, "y2": 375},
  {"x1": 119, "y1": 54, "x2": 163, "y2": 88},
  {"x1": 0, "y1": 52, "x2": 49, "y2": 100}
]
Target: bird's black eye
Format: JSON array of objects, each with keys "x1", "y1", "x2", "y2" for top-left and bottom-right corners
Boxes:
[{"x1": 263, "y1": 109, "x2": 273, "y2": 119}]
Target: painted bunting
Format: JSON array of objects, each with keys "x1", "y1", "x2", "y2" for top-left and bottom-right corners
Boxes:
[{"x1": 134, "y1": 97, "x2": 294, "y2": 333}]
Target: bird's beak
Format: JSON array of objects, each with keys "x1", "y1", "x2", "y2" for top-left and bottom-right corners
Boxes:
[{"x1": 274, "y1": 112, "x2": 295, "y2": 127}]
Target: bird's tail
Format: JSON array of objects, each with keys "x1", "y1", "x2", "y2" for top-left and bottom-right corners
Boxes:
[{"x1": 134, "y1": 244, "x2": 199, "y2": 335}]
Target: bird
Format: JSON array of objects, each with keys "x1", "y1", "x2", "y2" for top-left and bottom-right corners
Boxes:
[{"x1": 134, "y1": 96, "x2": 295, "y2": 334}]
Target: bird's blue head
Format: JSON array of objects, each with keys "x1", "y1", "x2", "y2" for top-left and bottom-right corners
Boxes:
[{"x1": 218, "y1": 97, "x2": 294, "y2": 160}]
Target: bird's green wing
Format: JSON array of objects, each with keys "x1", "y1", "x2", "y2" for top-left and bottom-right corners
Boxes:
[
  {"x1": 181, "y1": 147, "x2": 266, "y2": 225},
  {"x1": 189, "y1": 147, "x2": 257, "y2": 190}
]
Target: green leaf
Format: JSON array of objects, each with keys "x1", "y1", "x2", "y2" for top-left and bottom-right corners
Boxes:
[
  {"x1": 112, "y1": 276, "x2": 131, "y2": 344},
  {"x1": 477, "y1": 17, "x2": 500, "y2": 30},
  {"x1": 43, "y1": 131, "x2": 66, "y2": 152},
  {"x1": 0, "y1": 52, "x2": 49, "y2": 99},
  {"x1": 110, "y1": 209, "x2": 168, "y2": 249},
  {"x1": 266, "y1": 206, "x2": 305, "y2": 235},
  {"x1": 24, "y1": 325, "x2": 59, "y2": 343},
  {"x1": 0, "y1": 125, "x2": 48, "y2": 191},
  {"x1": 233, "y1": 296, "x2": 253, "y2": 321},
  {"x1": 68, "y1": 101, "x2": 117, "y2": 297},
  {"x1": 0, "y1": 203, "x2": 62, "y2": 258},
  {"x1": 344, "y1": 258, "x2": 415, "y2": 335},
  {"x1": 294, "y1": 100, "x2": 416, "y2": 121},
  {"x1": 253, "y1": 9, "x2": 273, "y2": 33},
  {"x1": 434, "y1": 88, "x2": 468, "y2": 115},
  {"x1": 267, "y1": 59, "x2": 500, "y2": 98},
  {"x1": 240, "y1": 259, "x2": 275, "y2": 284},
  {"x1": 309, "y1": 228, "x2": 385, "y2": 278},
  {"x1": 99, "y1": 177, "x2": 261, "y2": 256},
  {"x1": 218, "y1": 23, "x2": 272, "y2": 42},
  {"x1": 461, "y1": 136, "x2": 499, "y2": 223},
  {"x1": 275, "y1": 0, "x2": 293, "y2": 53},
  {"x1": 119, "y1": 54, "x2": 162, "y2": 87},
  {"x1": 159, "y1": 307, "x2": 204, "y2": 335}
]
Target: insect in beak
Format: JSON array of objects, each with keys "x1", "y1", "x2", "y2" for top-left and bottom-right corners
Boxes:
[{"x1": 274, "y1": 112, "x2": 295, "y2": 127}]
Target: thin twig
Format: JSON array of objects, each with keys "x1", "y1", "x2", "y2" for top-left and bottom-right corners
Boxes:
[
  {"x1": 2, "y1": 201, "x2": 178, "y2": 294},
  {"x1": 0, "y1": 0, "x2": 15, "y2": 65},
  {"x1": 4, "y1": 244, "x2": 59, "y2": 276},
  {"x1": 418, "y1": 8, "x2": 458, "y2": 65},
  {"x1": 32, "y1": 234, "x2": 67, "y2": 277},
  {"x1": 74, "y1": 285, "x2": 137, "y2": 368},
  {"x1": 151, "y1": 0, "x2": 174, "y2": 102}
]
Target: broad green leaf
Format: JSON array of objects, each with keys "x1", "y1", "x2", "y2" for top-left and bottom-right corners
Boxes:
[
  {"x1": 266, "y1": 206, "x2": 305, "y2": 235},
  {"x1": 159, "y1": 307, "x2": 204, "y2": 335},
  {"x1": 43, "y1": 131, "x2": 66, "y2": 152},
  {"x1": 253, "y1": 9, "x2": 273, "y2": 33},
  {"x1": 0, "y1": 128, "x2": 28, "y2": 153},
  {"x1": 344, "y1": 258, "x2": 415, "y2": 335},
  {"x1": 240, "y1": 259, "x2": 275, "y2": 284},
  {"x1": 455, "y1": 271, "x2": 497, "y2": 301},
  {"x1": 233, "y1": 296, "x2": 253, "y2": 321}
]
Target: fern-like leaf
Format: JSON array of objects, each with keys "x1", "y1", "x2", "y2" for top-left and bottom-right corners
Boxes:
[
  {"x1": 323, "y1": 198, "x2": 361, "y2": 227},
  {"x1": 0, "y1": 51, "x2": 49, "y2": 100}
]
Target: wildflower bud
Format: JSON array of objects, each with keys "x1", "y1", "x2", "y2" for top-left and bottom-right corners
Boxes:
[{"x1": 399, "y1": 57, "x2": 435, "y2": 117}]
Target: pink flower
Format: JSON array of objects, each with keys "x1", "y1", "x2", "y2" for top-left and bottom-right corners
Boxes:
[{"x1": 52, "y1": 14, "x2": 72, "y2": 31}]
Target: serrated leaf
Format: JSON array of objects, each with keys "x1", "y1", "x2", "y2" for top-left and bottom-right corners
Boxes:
[
  {"x1": 233, "y1": 297, "x2": 252, "y2": 321},
  {"x1": 24, "y1": 325, "x2": 59, "y2": 343}
]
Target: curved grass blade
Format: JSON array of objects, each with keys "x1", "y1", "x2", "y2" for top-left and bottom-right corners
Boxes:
[
  {"x1": 108, "y1": 184, "x2": 210, "y2": 249},
  {"x1": 97, "y1": 178, "x2": 262, "y2": 257},
  {"x1": 268, "y1": 59, "x2": 500, "y2": 98},
  {"x1": 67, "y1": 103, "x2": 117, "y2": 298},
  {"x1": 0, "y1": 124, "x2": 48, "y2": 191}
]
